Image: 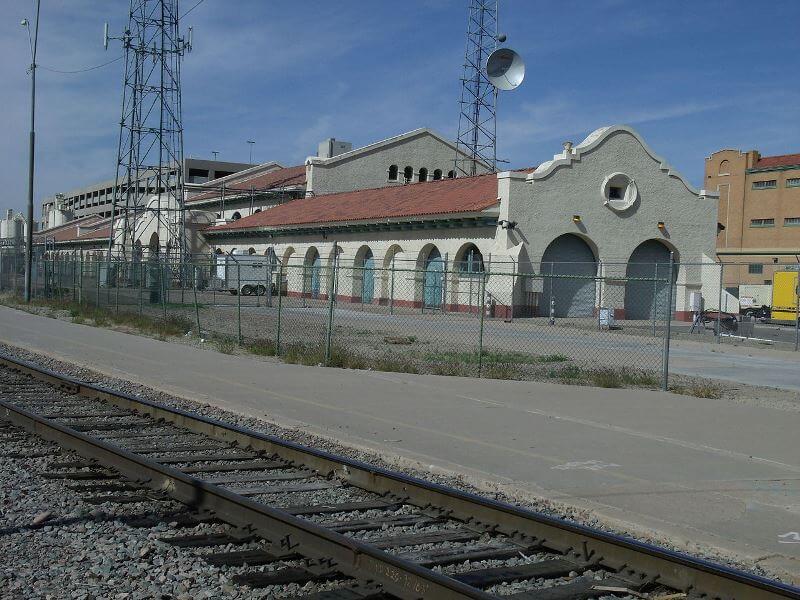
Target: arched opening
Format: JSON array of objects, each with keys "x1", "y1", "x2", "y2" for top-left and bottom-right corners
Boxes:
[
  {"x1": 540, "y1": 234, "x2": 597, "y2": 317},
  {"x1": 403, "y1": 166, "x2": 413, "y2": 183},
  {"x1": 433, "y1": 169, "x2": 442, "y2": 180},
  {"x1": 419, "y1": 168, "x2": 428, "y2": 182},
  {"x1": 304, "y1": 247, "x2": 322, "y2": 298},
  {"x1": 455, "y1": 243, "x2": 484, "y2": 274},
  {"x1": 388, "y1": 165, "x2": 399, "y2": 182},
  {"x1": 453, "y1": 243, "x2": 484, "y2": 312},
  {"x1": 231, "y1": 211, "x2": 242, "y2": 221},
  {"x1": 281, "y1": 246, "x2": 296, "y2": 295},
  {"x1": 253, "y1": 208, "x2": 262, "y2": 214},
  {"x1": 380, "y1": 244, "x2": 404, "y2": 302},
  {"x1": 148, "y1": 232, "x2": 160, "y2": 255},
  {"x1": 420, "y1": 245, "x2": 444, "y2": 309},
  {"x1": 624, "y1": 240, "x2": 676, "y2": 320},
  {"x1": 354, "y1": 246, "x2": 375, "y2": 303},
  {"x1": 132, "y1": 240, "x2": 143, "y2": 286},
  {"x1": 718, "y1": 160, "x2": 730, "y2": 176},
  {"x1": 447, "y1": 170, "x2": 455, "y2": 179},
  {"x1": 247, "y1": 247, "x2": 256, "y2": 255}
]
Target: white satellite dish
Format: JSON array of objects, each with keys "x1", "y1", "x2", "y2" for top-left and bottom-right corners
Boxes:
[{"x1": 485, "y1": 47, "x2": 525, "y2": 91}]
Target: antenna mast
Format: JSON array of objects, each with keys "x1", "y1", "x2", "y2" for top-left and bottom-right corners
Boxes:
[
  {"x1": 454, "y1": 0, "x2": 499, "y2": 177},
  {"x1": 107, "y1": 0, "x2": 192, "y2": 266}
]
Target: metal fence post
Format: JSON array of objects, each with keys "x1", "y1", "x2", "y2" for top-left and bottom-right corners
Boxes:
[
  {"x1": 115, "y1": 261, "x2": 120, "y2": 314},
  {"x1": 596, "y1": 260, "x2": 603, "y2": 331},
  {"x1": 716, "y1": 262, "x2": 723, "y2": 343},
  {"x1": 661, "y1": 252, "x2": 674, "y2": 391},
  {"x1": 236, "y1": 262, "x2": 242, "y2": 344},
  {"x1": 161, "y1": 260, "x2": 168, "y2": 323},
  {"x1": 441, "y1": 253, "x2": 448, "y2": 313},
  {"x1": 276, "y1": 263, "x2": 284, "y2": 355},
  {"x1": 324, "y1": 257, "x2": 337, "y2": 365},
  {"x1": 95, "y1": 260, "x2": 101, "y2": 307},
  {"x1": 477, "y1": 270, "x2": 487, "y2": 377},
  {"x1": 193, "y1": 266, "x2": 201, "y2": 339},
  {"x1": 138, "y1": 262, "x2": 144, "y2": 315},
  {"x1": 651, "y1": 262, "x2": 658, "y2": 336},
  {"x1": 389, "y1": 256, "x2": 396, "y2": 315}
]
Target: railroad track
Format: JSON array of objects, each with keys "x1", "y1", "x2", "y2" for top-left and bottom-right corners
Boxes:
[{"x1": 0, "y1": 352, "x2": 797, "y2": 600}]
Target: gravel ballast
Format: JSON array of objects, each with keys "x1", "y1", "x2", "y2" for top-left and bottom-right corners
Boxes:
[{"x1": 0, "y1": 340, "x2": 791, "y2": 590}]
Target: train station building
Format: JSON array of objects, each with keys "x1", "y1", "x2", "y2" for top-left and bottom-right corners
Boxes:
[{"x1": 204, "y1": 125, "x2": 721, "y2": 321}]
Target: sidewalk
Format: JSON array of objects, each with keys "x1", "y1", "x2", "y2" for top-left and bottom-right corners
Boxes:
[{"x1": 0, "y1": 306, "x2": 798, "y2": 580}]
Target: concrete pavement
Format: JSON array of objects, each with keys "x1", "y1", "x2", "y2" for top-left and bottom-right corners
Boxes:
[
  {"x1": 670, "y1": 339, "x2": 800, "y2": 391},
  {"x1": 0, "y1": 306, "x2": 798, "y2": 580}
]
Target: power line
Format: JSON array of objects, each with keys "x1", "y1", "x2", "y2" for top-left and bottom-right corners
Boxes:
[
  {"x1": 38, "y1": 55, "x2": 123, "y2": 74},
  {"x1": 181, "y1": 0, "x2": 207, "y2": 19}
]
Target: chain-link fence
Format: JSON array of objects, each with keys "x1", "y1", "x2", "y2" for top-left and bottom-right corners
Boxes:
[
  {"x1": 0, "y1": 253, "x2": 699, "y2": 388},
  {"x1": 671, "y1": 260, "x2": 800, "y2": 351}
]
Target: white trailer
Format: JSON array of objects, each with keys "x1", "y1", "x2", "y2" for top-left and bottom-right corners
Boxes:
[{"x1": 219, "y1": 254, "x2": 275, "y2": 296}]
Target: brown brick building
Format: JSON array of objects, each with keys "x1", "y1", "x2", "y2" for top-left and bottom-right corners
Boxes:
[{"x1": 705, "y1": 149, "x2": 800, "y2": 289}]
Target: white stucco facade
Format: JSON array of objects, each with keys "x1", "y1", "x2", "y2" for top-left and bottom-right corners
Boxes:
[{"x1": 207, "y1": 126, "x2": 721, "y2": 320}]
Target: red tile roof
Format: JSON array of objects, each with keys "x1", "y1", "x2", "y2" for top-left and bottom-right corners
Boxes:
[
  {"x1": 75, "y1": 226, "x2": 110, "y2": 242},
  {"x1": 34, "y1": 216, "x2": 106, "y2": 243},
  {"x1": 189, "y1": 165, "x2": 306, "y2": 202},
  {"x1": 207, "y1": 174, "x2": 500, "y2": 232},
  {"x1": 754, "y1": 153, "x2": 800, "y2": 169}
]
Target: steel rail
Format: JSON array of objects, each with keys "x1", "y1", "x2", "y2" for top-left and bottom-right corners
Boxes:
[
  {"x1": 1, "y1": 351, "x2": 798, "y2": 600},
  {"x1": 0, "y1": 397, "x2": 493, "y2": 600}
]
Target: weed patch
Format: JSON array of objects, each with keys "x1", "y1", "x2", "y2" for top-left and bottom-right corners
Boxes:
[
  {"x1": 245, "y1": 338, "x2": 276, "y2": 356},
  {"x1": 671, "y1": 382, "x2": 722, "y2": 399},
  {"x1": 214, "y1": 336, "x2": 238, "y2": 354},
  {"x1": 588, "y1": 368, "x2": 623, "y2": 388}
]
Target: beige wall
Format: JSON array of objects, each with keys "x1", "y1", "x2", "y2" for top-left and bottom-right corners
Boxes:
[{"x1": 706, "y1": 149, "x2": 800, "y2": 286}]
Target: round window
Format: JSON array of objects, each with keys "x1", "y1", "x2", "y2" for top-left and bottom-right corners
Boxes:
[{"x1": 601, "y1": 172, "x2": 638, "y2": 212}]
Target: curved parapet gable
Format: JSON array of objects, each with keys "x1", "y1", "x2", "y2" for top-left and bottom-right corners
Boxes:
[{"x1": 527, "y1": 125, "x2": 708, "y2": 197}]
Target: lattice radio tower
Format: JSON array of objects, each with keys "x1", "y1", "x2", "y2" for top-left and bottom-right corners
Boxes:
[
  {"x1": 454, "y1": 0, "x2": 499, "y2": 177},
  {"x1": 106, "y1": 0, "x2": 192, "y2": 265}
]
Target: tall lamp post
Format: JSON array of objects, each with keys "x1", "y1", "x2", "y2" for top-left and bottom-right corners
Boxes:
[
  {"x1": 247, "y1": 140, "x2": 255, "y2": 164},
  {"x1": 22, "y1": 1, "x2": 41, "y2": 303}
]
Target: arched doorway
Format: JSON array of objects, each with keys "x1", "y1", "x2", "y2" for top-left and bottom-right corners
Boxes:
[
  {"x1": 540, "y1": 234, "x2": 597, "y2": 317},
  {"x1": 624, "y1": 240, "x2": 674, "y2": 320},
  {"x1": 453, "y1": 243, "x2": 484, "y2": 311},
  {"x1": 355, "y1": 246, "x2": 375, "y2": 303},
  {"x1": 423, "y1": 246, "x2": 444, "y2": 309},
  {"x1": 148, "y1": 232, "x2": 160, "y2": 256},
  {"x1": 304, "y1": 248, "x2": 322, "y2": 298}
]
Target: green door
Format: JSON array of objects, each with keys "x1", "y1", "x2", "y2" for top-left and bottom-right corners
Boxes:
[
  {"x1": 423, "y1": 249, "x2": 443, "y2": 308},
  {"x1": 361, "y1": 251, "x2": 375, "y2": 303}
]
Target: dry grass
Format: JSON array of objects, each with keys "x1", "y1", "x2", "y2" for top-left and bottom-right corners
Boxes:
[
  {"x1": 0, "y1": 295, "x2": 192, "y2": 339},
  {"x1": 670, "y1": 382, "x2": 722, "y2": 399}
]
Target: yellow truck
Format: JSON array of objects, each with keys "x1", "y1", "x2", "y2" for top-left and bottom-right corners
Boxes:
[{"x1": 771, "y1": 270, "x2": 799, "y2": 323}]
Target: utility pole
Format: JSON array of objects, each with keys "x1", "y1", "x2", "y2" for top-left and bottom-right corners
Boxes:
[{"x1": 22, "y1": 2, "x2": 41, "y2": 303}]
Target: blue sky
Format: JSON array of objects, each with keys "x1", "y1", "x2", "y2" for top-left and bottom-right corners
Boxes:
[{"x1": 1, "y1": 0, "x2": 799, "y2": 217}]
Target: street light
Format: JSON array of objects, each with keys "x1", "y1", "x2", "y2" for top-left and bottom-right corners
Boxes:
[
  {"x1": 247, "y1": 140, "x2": 255, "y2": 164},
  {"x1": 21, "y1": 1, "x2": 41, "y2": 303}
]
